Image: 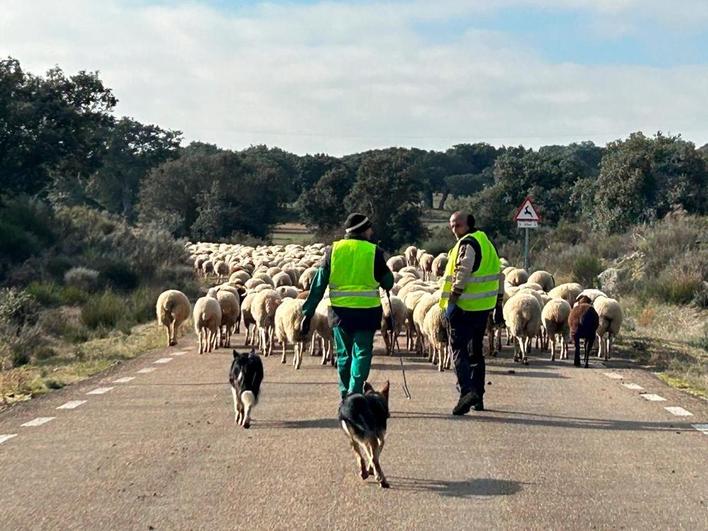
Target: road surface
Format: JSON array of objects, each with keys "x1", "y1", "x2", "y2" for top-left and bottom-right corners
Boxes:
[{"x1": 1, "y1": 331, "x2": 706, "y2": 530}]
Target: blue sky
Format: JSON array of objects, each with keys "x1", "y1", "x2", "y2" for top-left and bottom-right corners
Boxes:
[{"x1": 2, "y1": 0, "x2": 707, "y2": 154}]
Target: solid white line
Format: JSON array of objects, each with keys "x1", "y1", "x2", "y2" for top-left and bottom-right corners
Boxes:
[
  {"x1": 640, "y1": 393, "x2": 667, "y2": 402},
  {"x1": 692, "y1": 424, "x2": 708, "y2": 435},
  {"x1": 21, "y1": 417, "x2": 56, "y2": 427},
  {"x1": 664, "y1": 406, "x2": 693, "y2": 417},
  {"x1": 86, "y1": 387, "x2": 114, "y2": 395},
  {"x1": 622, "y1": 383, "x2": 644, "y2": 391},
  {"x1": 137, "y1": 368, "x2": 157, "y2": 374},
  {"x1": 113, "y1": 376, "x2": 135, "y2": 384},
  {"x1": 603, "y1": 372, "x2": 623, "y2": 380},
  {"x1": 57, "y1": 400, "x2": 87, "y2": 410},
  {"x1": 0, "y1": 434, "x2": 18, "y2": 444},
  {"x1": 172, "y1": 351, "x2": 187, "y2": 356},
  {"x1": 154, "y1": 357, "x2": 173, "y2": 364}
]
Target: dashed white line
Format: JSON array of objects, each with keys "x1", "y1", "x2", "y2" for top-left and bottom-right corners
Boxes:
[
  {"x1": 21, "y1": 417, "x2": 56, "y2": 427},
  {"x1": 603, "y1": 372, "x2": 623, "y2": 380},
  {"x1": 664, "y1": 406, "x2": 693, "y2": 417},
  {"x1": 86, "y1": 387, "x2": 114, "y2": 395},
  {"x1": 0, "y1": 434, "x2": 18, "y2": 444},
  {"x1": 113, "y1": 376, "x2": 135, "y2": 384},
  {"x1": 692, "y1": 424, "x2": 708, "y2": 435},
  {"x1": 622, "y1": 383, "x2": 644, "y2": 391},
  {"x1": 640, "y1": 393, "x2": 667, "y2": 402},
  {"x1": 57, "y1": 400, "x2": 87, "y2": 410},
  {"x1": 137, "y1": 367, "x2": 157, "y2": 374},
  {"x1": 154, "y1": 357, "x2": 173, "y2": 364}
]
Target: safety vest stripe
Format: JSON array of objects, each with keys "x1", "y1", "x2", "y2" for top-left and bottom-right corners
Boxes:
[
  {"x1": 440, "y1": 289, "x2": 499, "y2": 300},
  {"x1": 330, "y1": 290, "x2": 379, "y2": 298},
  {"x1": 443, "y1": 273, "x2": 500, "y2": 283}
]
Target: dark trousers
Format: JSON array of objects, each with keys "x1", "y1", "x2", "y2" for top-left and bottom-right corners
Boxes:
[{"x1": 448, "y1": 308, "x2": 490, "y2": 397}]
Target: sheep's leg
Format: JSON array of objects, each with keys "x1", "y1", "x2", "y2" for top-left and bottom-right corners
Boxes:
[
  {"x1": 573, "y1": 336, "x2": 582, "y2": 367},
  {"x1": 383, "y1": 332, "x2": 391, "y2": 356},
  {"x1": 164, "y1": 324, "x2": 171, "y2": 347},
  {"x1": 437, "y1": 346, "x2": 444, "y2": 372},
  {"x1": 296, "y1": 342, "x2": 303, "y2": 369},
  {"x1": 281, "y1": 341, "x2": 287, "y2": 364},
  {"x1": 607, "y1": 334, "x2": 613, "y2": 360},
  {"x1": 550, "y1": 336, "x2": 556, "y2": 361}
]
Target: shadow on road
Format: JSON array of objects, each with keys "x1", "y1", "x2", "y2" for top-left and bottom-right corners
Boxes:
[
  {"x1": 256, "y1": 418, "x2": 339, "y2": 429},
  {"x1": 487, "y1": 369, "x2": 568, "y2": 379},
  {"x1": 388, "y1": 476, "x2": 523, "y2": 497},
  {"x1": 392, "y1": 410, "x2": 695, "y2": 432}
]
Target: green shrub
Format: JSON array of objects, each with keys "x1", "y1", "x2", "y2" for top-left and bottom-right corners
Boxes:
[
  {"x1": 126, "y1": 286, "x2": 161, "y2": 325},
  {"x1": 419, "y1": 226, "x2": 454, "y2": 256},
  {"x1": 45, "y1": 379, "x2": 65, "y2": 390},
  {"x1": 26, "y1": 282, "x2": 63, "y2": 306},
  {"x1": 59, "y1": 286, "x2": 90, "y2": 305},
  {"x1": 81, "y1": 291, "x2": 124, "y2": 329},
  {"x1": 44, "y1": 255, "x2": 74, "y2": 280},
  {"x1": 643, "y1": 255, "x2": 705, "y2": 305},
  {"x1": 0, "y1": 288, "x2": 40, "y2": 328},
  {"x1": 571, "y1": 253, "x2": 604, "y2": 287},
  {"x1": 98, "y1": 261, "x2": 139, "y2": 291},
  {"x1": 64, "y1": 266, "x2": 100, "y2": 291}
]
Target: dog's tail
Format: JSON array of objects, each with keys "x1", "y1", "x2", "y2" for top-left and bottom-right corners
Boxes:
[{"x1": 241, "y1": 390, "x2": 257, "y2": 408}]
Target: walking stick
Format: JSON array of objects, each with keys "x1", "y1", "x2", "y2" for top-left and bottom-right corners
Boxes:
[{"x1": 385, "y1": 290, "x2": 411, "y2": 399}]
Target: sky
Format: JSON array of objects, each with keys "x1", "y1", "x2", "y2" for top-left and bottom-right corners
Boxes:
[{"x1": 1, "y1": 0, "x2": 707, "y2": 155}]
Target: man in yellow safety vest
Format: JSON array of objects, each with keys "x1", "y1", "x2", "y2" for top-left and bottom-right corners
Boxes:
[
  {"x1": 301, "y1": 213, "x2": 394, "y2": 399},
  {"x1": 440, "y1": 211, "x2": 505, "y2": 415}
]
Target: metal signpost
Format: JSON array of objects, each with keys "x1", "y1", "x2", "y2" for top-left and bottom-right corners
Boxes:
[{"x1": 513, "y1": 196, "x2": 541, "y2": 270}]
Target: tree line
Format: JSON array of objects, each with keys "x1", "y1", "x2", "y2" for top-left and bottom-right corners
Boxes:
[{"x1": 2, "y1": 57, "x2": 707, "y2": 260}]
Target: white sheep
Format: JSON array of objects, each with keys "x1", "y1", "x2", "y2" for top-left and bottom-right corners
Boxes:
[
  {"x1": 402, "y1": 290, "x2": 428, "y2": 351},
  {"x1": 193, "y1": 296, "x2": 222, "y2": 354},
  {"x1": 380, "y1": 294, "x2": 407, "y2": 355},
  {"x1": 431, "y1": 253, "x2": 448, "y2": 280},
  {"x1": 272, "y1": 271, "x2": 292, "y2": 287},
  {"x1": 311, "y1": 298, "x2": 333, "y2": 365},
  {"x1": 541, "y1": 298, "x2": 571, "y2": 361},
  {"x1": 276, "y1": 285, "x2": 299, "y2": 299},
  {"x1": 505, "y1": 268, "x2": 529, "y2": 287},
  {"x1": 419, "y1": 253, "x2": 434, "y2": 281},
  {"x1": 299, "y1": 267, "x2": 318, "y2": 290},
  {"x1": 241, "y1": 292, "x2": 257, "y2": 345},
  {"x1": 412, "y1": 293, "x2": 439, "y2": 356},
  {"x1": 503, "y1": 292, "x2": 542, "y2": 364},
  {"x1": 386, "y1": 255, "x2": 406, "y2": 272},
  {"x1": 155, "y1": 290, "x2": 191, "y2": 347},
  {"x1": 251, "y1": 289, "x2": 282, "y2": 357},
  {"x1": 274, "y1": 298, "x2": 309, "y2": 369},
  {"x1": 423, "y1": 304, "x2": 449, "y2": 371},
  {"x1": 593, "y1": 296, "x2": 623, "y2": 360},
  {"x1": 528, "y1": 270, "x2": 555, "y2": 292},
  {"x1": 404, "y1": 245, "x2": 418, "y2": 268},
  {"x1": 216, "y1": 290, "x2": 240, "y2": 348},
  {"x1": 548, "y1": 282, "x2": 584, "y2": 307},
  {"x1": 577, "y1": 288, "x2": 607, "y2": 304}
]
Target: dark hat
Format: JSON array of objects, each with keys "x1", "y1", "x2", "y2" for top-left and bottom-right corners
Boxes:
[{"x1": 344, "y1": 213, "x2": 372, "y2": 234}]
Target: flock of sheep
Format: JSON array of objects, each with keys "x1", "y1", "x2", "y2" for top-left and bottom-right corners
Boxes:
[{"x1": 155, "y1": 242, "x2": 624, "y2": 370}]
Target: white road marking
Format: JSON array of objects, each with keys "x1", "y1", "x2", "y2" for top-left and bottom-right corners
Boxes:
[
  {"x1": 172, "y1": 351, "x2": 187, "y2": 356},
  {"x1": 664, "y1": 406, "x2": 693, "y2": 417},
  {"x1": 692, "y1": 424, "x2": 708, "y2": 435},
  {"x1": 154, "y1": 357, "x2": 173, "y2": 364},
  {"x1": 622, "y1": 383, "x2": 644, "y2": 391},
  {"x1": 21, "y1": 417, "x2": 56, "y2": 427},
  {"x1": 57, "y1": 400, "x2": 87, "y2": 410},
  {"x1": 86, "y1": 387, "x2": 114, "y2": 395},
  {"x1": 137, "y1": 367, "x2": 157, "y2": 374},
  {"x1": 603, "y1": 372, "x2": 623, "y2": 380},
  {"x1": 640, "y1": 393, "x2": 667, "y2": 402},
  {"x1": 0, "y1": 434, "x2": 18, "y2": 444},
  {"x1": 113, "y1": 376, "x2": 135, "y2": 384}
]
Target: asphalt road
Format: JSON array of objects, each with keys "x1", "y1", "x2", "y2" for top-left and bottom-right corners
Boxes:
[{"x1": 1, "y1": 331, "x2": 706, "y2": 530}]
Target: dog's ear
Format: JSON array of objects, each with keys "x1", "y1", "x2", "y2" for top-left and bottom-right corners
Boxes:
[
  {"x1": 363, "y1": 381, "x2": 373, "y2": 394},
  {"x1": 232, "y1": 349, "x2": 240, "y2": 359},
  {"x1": 381, "y1": 380, "x2": 390, "y2": 400},
  {"x1": 249, "y1": 347, "x2": 256, "y2": 357}
]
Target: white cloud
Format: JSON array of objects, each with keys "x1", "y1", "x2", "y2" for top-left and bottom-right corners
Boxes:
[{"x1": 0, "y1": 0, "x2": 706, "y2": 155}]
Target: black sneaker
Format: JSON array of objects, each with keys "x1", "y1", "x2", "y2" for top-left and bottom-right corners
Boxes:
[
  {"x1": 452, "y1": 391, "x2": 480, "y2": 416},
  {"x1": 473, "y1": 399, "x2": 484, "y2": 412}
]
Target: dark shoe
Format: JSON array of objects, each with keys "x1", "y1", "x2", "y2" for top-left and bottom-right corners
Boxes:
[
  {"x1": 473, "y1": 399, "x2": 484, "y2": 411},
  {"x1": 452, "y1": 391, "x2": 480, "y2": 416}
]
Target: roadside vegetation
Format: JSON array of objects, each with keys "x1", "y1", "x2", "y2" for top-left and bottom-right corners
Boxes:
[{"x1": 1, "y1": 57, "x2": 706, "y2": 404}]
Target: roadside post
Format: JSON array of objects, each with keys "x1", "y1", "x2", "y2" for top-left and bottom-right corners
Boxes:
[{"x1": 513, "y1": 196, "x2": 541, "y2": 270}]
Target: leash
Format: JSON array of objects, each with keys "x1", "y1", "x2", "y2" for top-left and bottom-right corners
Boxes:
[{"x1": 385, "y1": 290, "x2": 411, "y2": 400}]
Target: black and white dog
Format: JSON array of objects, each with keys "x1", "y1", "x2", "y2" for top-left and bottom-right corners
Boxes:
[
  {"x1": 229, "y1": 349, "x2": 263, "y2": 429},
  {"x1": 338, "y1": 381, "x2": 391, "y2": 488}
]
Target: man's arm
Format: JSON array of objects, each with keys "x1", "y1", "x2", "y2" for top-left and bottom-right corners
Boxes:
[
  {"x1": 449, "y1": 243, "x2": 475, "y2": 305},
  {"x1": 302, "y1": 248, "x2": 331, "y2": 318},
  {"x1": 374, "y1": 247, "x2": 394, "y2": 291}
]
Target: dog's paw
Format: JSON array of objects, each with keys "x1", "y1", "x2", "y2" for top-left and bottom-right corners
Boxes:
[
  {"x1": 243, "y1": 421, "x2": 251, "y2": 429},
  {"x1": 359, "y1": 469, "x2": 370, "y2": 480}
]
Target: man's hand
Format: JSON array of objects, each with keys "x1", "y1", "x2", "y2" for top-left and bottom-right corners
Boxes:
[
  {"x1": 493, "y1": 299, "x2": 504, "y2": 326},
  {"x1": 299, "y1": 315, "x2": 312, "y2": 336},
  {"x1": 444, "y1": 302, "x2": 457, "y2": 321}
]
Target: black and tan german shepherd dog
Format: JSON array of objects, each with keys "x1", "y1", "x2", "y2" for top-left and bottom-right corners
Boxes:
[
  {"x1": 229, "y1": 349, "x2": 263, "y2": 429},
  {"x1": 338, "y1": 381, "x2": 391, "y2": 488}
]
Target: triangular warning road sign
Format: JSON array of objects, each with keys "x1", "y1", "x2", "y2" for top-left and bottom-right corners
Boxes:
[{"x1": 514, "y1": 197, "x2": 540, "y2": 222}]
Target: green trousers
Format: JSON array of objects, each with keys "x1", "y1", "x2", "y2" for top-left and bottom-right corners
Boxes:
[{"x1": 333, "y1": 326, "x2": 375, "y2": 398}]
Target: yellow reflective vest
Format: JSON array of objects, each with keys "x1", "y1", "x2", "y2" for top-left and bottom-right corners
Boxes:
[
  {"x1": 439, "y1": 230, "x2": 501, "y2": 311},
  {"x1": 329, "y1": 239, "x2": 381, "y2": 309}
]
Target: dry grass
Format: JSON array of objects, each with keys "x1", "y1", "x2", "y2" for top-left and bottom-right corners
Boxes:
[
  {"x1": 615, "y1": 296, "x2": 708, "y2": 398},
  {"x1": 0, "y1": 321, "x2": 168, "y2": 408}
]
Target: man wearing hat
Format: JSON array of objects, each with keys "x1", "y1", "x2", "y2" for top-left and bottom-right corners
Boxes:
[
  {"x1": 301, "y1": 213, "x2": 394, "y2": 399},
  {"x1": 441, "y1": 211, "x2": 505, "y2": 415}
]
